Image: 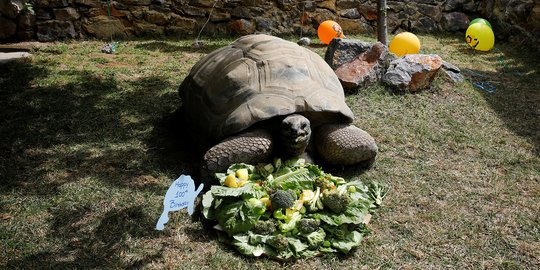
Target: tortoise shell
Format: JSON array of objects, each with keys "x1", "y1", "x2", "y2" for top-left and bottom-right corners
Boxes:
[{"x1": 179, "y1": 34, "x2": 354, "y2": 144}]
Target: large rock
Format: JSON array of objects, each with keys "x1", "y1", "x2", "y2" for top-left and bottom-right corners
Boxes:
[
  {"x1": 317, "y1": 0, "x2": 337, "y2": 12},
  {"x1": 0, "y1": 17, "x2": 17, "y2": 39},
  {"x1": 339, "y1": 18, "x2": 374, "y2": 34},
  {"x1": 73, "y1": 0, "x2": 101, "y2": 7},
  {"x1": 36, "y1": 20, "x2": 76, "y2": 41},
  {"x1": 228, "y1": 19, "x2": 256, "y2": 35},
  {"x1": 334, "y1": 42, "x2": 389, "y2": 91},
  {"x1": 383, "y1": 54, "x2": 443, "y2": 92},
  {"x1": 34, "y1": 0, "x2": 69, "y2": 8},
  {"x1": 116, "y1": 0, "x2": 152, "y2": 5},
  {"x1": 167, "y1": 14, "x2": 197, "y2": 35},
  {"x1": 54, "y1": 7, "x2": 81, "y2": 21},
  {"x1": 144, "y1": 9, "x2": 170, "y2": 25},
  {"x1": 82, "y1": 16, "x2": 127, "y2": 39},
  {"x1": 0, "y1": 0, "x2": 22, "y2": 19},
  {"x1": 134, "y1": 22, "x2": 164, "y2": 37},
  {"x1": 441, "y1": 61, "x2": 464, "y2": 83},
  {"x1": 441, "y1": 12, "x2": 469, "y2": 32},
  {"x1": 18, "y1": 12, "x2": 36, "y2": 29},
  {"x1": 324, "y1": 38, "x2": 373, "y2": 70}
]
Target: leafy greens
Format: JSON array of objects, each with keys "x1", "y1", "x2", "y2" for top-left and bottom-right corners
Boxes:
[{"x1": 201, "y1": 158, "x2": 388, "y2": 260}]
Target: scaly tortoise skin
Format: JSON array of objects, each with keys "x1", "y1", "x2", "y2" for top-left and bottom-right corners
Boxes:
[{"x1": 178, "y1": 34, "x2": 377, "y2": 185}]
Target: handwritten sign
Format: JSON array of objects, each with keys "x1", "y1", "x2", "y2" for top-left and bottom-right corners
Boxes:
[{"x1": 156, "y1": 175, "x2": 204, "y2": 230}]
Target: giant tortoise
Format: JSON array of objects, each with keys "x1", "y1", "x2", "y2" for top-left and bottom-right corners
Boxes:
[{"x1": 178, "y1": 34, "x2": 377, "y2": 184}]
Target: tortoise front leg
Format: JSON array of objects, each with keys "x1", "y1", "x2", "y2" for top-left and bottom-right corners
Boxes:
[
  {"x1": 200, "y1": 129, "x2": 273, "y2": 185},
  {"x1": 315, "y1": 124, "x2": 377, "y2": 167}
]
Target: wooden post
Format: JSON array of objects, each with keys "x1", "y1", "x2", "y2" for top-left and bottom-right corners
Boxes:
[{"x1": 377, "y1": 0, "x2": 388, "y2": 45}]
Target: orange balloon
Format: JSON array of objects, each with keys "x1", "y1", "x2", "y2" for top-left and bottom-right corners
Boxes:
[{"x1": 317, "y1": 20, "x2": 344, "y2": 45}]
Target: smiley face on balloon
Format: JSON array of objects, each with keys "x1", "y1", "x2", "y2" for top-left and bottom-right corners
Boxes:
[
  {"x1": 466, "y1": 33, "x2": 480, "y2": 49},
  {"x1": 465, "y1": 19, "x2": 495, "y2": 51}
]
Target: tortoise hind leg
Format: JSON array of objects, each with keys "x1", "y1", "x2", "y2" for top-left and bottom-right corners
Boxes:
[
  {"x1": 315, "y1": 124, "x2": 377, "y2": 167},
  {"x1": 200, "y1": 129, "x2": 273, "y2": 185}
]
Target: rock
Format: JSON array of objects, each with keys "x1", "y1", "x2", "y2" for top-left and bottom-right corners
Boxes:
[
  {"x1": 317, "y1": 0, "x2": 337, "y2": 12},
  {"x1": 255, "y1": 18, "x2": 275, "y2": 33},
  {"x1": 82, "y1": 16, "x2": 127, "y2": 39},
  {"x1": 336, "y1": 0, "x2": 357, "y2": 9},
  {"x1": 36, "y1": 20, "x2": 76, "y2": 41},
  {"x1": 334, "y1": 42, "x2": 388, "y2": 91},
  {"x1": 417, "y1": 3, "x2": 442, "y2": 21},
  {"x1": 168, "y1": 14, "x2": 197, "y2": 34},
  {"x1": 358, "y1": 5, "x2": 377, "y2": 21},
  {"x1": 297, "y1": 37, "x2": 311, "y2": 46},
  {"x1": 0, "y1": 0, "x2": 22, "y2": 19},
  {"x1": 134, "y1": 22, "x2": 164, "y2": 37},
  {"x1": 441, "y1": 12, "x2": 469, "y2": 32},
  {"x1": 54, "y1": 7, "x2": 81, "y2": 21},
  {"x1": 210, "y1": 12, "x2": 230, "y2": 22},
  {"x1": 230, "y1": 6, "x2": 264, "y2": 19},
  {"x1": 299, "y1": 1, "x2": 316, "y2": 12},
  {"x1": 443, "y1": 0, "x2": 466, "y2": 11},
  {"x1": 17, "y1": 29, "x2": 35, "y2": 40},
  {"x1": 411, "y1": 16, "x2": 439, "y2": 32},
  {"x1": 18, "y1": 12, "x2": 36, "y2": 29},
  {"x1": 189, "y1": 0, "x2": 215, "y2": 8},
  {"x1": 324, "y1": 38, "x2": 373, "y2": 70},
  {"x1": 441, "y1": 61, "x2": 464, "y2": 83},
  {"x1": 73, "y1": 0, "x2": 101, "y2": 7},
  {"x1": 0, "y1": 17, "x2": 17, "y2": 39},
  {"x1": 36, "y1": 8, "x2": 53, "y2": 20},
  {"x1": 34, "y1": 0, "x2": 69, "y2": 8},
  {"x1": 144, "y1": 9, "x2": 170, "y2": 25},
  {"x1": 116, "y1": 0, "x2": 152, "y2": 5},
  {"x1": 339, "y1": 18, "x2": 374, "y2": 34},
  {"x1": 228, "y1": 19, "x2": 255, "y2": 35},
  {"x1": 339, "y1": 8, "x2": 361, "y2": 19},
  {"x1": 505, "y1": 0, "x2": 535, "y2": 24},
  {"x1": 277, "y1": 0, "x2": 294, "y2": 11},
  {"x1": 383, "y1": 54, "x2": 443, "y2": 92},
  {"x1": 181, "y1": 6, "x2": 207, "y2": 17}
]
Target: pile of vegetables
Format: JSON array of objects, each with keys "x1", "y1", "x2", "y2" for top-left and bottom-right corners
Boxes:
[{"x1": 201, "y1": 159, "x2": 388, "y2": 260}]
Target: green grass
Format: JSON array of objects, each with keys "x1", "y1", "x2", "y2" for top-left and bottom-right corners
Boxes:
[{"x1": 1, "y1": 34, "x2": 539, "y2": 269}]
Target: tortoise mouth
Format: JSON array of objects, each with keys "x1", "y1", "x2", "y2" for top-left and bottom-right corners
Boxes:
[{"x1": 282, "y1": 132, "x2": 311, "y2": 150}]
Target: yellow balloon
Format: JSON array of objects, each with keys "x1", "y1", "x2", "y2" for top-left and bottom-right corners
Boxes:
[
  {"x1": 389, "y1": 32, "x2": 421, "y2": 57},
  {"x1": 465, "y1": 23, "x2": 495, "y2": 51}
]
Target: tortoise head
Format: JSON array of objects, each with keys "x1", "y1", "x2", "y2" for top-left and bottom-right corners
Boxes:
[{"x1": 280, "y1": 114, "x2": 311, "y2": 157}]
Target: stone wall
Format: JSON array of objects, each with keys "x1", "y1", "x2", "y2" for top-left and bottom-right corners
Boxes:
[{"x1": 0, "y1": 0, "x2": 538, "y2": 49}]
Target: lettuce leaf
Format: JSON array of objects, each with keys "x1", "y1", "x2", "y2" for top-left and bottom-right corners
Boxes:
[
  {"x1": 215, "y1": 199, "x2": 264, "y2": 236},
  {"x1": 313, "y1": 200, "x2": 370, "y2": 226},
  {"x1": 330, "y1": 230, "x2": 363, "y2": 253},
  {"x1": 271, "y1": 168, "x2": 316, "y2": 190}
]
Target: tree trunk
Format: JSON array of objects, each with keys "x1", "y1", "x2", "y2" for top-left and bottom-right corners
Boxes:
[{"x1": 377, "y1": 0, "x2": 388, "y2": 45}]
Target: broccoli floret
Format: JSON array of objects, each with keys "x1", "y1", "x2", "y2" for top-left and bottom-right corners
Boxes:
[
  {"x1": 267, "y1": 234, "x2": 289, "y2": 252},
  {"x1": 252, "y1": 219, "x2": 278, "y2": 235},
  {"x1": 270, "y1": 189, "x2": 295, "y2": 210},
  {"x1": 321, "y1": 187, "x2": 351, "y2": 213},
  {"x1": 314, "y1": 175, "x2": 335, "y2": 190},
  {"x1": 297, "y1": 218, "x2": 321, "y2": 233}
]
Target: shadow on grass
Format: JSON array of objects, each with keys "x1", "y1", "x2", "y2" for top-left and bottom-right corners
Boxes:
[
  {"x1": 6, "y1": 205, "x2": 163, "y2": 269},
  {"x1": 134, "y1": 40, "x2": 226, "y2": 54},
  {"x1": 0, "y1": 59, "x2": 199, "y2": 196},
  {"x1": 0, "y1": 57, "x2": 200, "y2": 268},
  {"x1": 463, "y1": 43, "x2": 540, "y2": 156}
]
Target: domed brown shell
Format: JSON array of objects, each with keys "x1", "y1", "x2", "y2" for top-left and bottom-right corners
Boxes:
[{"x1": 179, "y1": 34, "x2": 354, "y2": 144}]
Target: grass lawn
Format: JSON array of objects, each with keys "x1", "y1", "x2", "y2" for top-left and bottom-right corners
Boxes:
[{"x1": 1, "y1": 34, "x2": 539, "y2": 269}]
